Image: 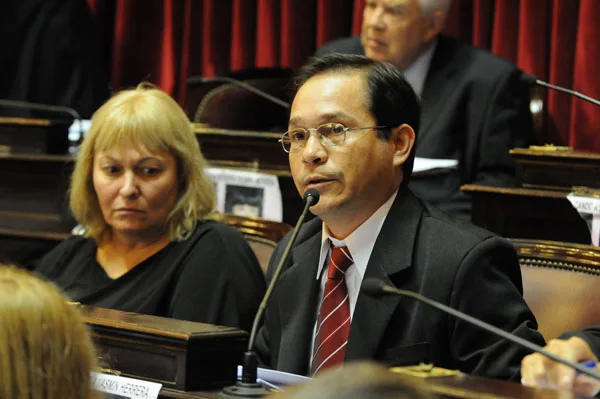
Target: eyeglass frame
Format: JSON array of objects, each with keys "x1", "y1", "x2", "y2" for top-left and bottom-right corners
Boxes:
[{"x1": 278, "y1": 123, "x2": 389, "y2": 153}]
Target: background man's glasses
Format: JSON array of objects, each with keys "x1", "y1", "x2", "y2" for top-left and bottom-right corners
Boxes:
[{"x1": 279, "y1": 123, "x2": 388, "y2": 153}]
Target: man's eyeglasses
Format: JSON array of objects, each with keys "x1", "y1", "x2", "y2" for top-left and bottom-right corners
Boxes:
[{"x1": 279, "y1": 123, "x2": 388, "y2": 153}]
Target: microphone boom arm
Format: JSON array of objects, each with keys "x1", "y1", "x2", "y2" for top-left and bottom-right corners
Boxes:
[
  {"x1": 187, "y1": 76, "x2": 290, "y2": 109},
  {"x1": 0, "y1": 99, "x2": 82, "y2": 121},
  {"x1": 375, "y1": 282, "x2": 600, "y2": 381},
  {"x1": 247, "y1": 193, "x2": 316, "y2": 350},
  {"x1": 534, "y1": 79, "x2": 600, "y2": 107}
]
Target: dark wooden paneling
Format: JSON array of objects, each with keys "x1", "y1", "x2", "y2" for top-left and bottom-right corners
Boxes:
[{"x1": 462, "y1": 184, "x2": 591, "y2": 244}]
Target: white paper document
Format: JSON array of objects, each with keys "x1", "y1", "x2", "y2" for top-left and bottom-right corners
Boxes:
[
  {"x1": 237, "y1": 365, "x2": 311, "y2": 389},
  {"x1": 413, "y1": 157, "x2": 458, "y2": 173},
  {"x1": 566, "y1": 193, "x2": 599, "y2": 246}
]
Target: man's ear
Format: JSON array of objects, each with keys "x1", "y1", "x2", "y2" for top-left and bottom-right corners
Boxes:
[
  {"x1": 391, "y1": 124, "x2": 415, "y2": 168},
  {"x1": 423, "y1": 9, "x2": 447, "y2": 42}
]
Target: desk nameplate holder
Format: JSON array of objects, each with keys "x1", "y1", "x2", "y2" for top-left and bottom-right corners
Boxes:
[{"x1": 80, "y1": 306, "x2": 248, "y2": 391}]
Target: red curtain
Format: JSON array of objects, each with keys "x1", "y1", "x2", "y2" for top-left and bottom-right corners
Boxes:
[{"x1": 88, "y1": 0, "x2": 600, "y2": 151}]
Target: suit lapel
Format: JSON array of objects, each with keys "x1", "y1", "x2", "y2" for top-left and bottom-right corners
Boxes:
[
  {"x1": 346, "y1": 190, "x2": 424, "y2": 361},
  {"x1": 275, "y1": 227, "x2": 322, "y2": 374}
]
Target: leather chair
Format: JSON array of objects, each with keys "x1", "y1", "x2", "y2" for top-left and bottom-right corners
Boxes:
[
  {"x1": 511, "y1": 239, "x2": 600, "y2": 340},
  {"x1": 220, "y1": 213, "x2": 291, "y2": 274},
  {"x1": 186, "y1": 68, "x2": 293, "y2": 132}
]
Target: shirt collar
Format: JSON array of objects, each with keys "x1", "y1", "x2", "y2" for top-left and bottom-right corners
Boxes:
[
  {"x1": 402, "y1": 39, "x2": 437, "y2": 98},
  {"x1": 316, "y1": 189, "x2": 399, "y2": 281}
]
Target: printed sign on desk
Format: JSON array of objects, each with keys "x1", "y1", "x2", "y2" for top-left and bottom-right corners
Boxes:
[
  {"x1": 91, "y1": 372, "x2": 162, "y2": 399},
  {"x1": 566, "y1": 193, "x2": 600, "y2": 246},
  {"x1": 206, "y1": 167, "x2": 283, "y2": 222}
]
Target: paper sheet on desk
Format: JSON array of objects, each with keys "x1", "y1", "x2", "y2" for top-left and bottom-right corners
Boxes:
[
  {"x1": 566, "y1": 193, "x2": 599, "y2": 246},
  {"x1": 413, "y1": 157, "x2": 458, "y2": 173},
  {"x1": 237, "y1": 365, "x2": 311, "y2": 389}
]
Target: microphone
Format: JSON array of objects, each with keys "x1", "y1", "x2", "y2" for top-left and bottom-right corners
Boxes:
[
  {"x1": 186, "y1": 76, "x2": 290, "y2": 109},
  {"x1": 218, "y1": 189, "x2": 320, "y2": 398},
  {"x1": 361, "y1": 278, "x2": 600, "y2": 382},
  {"x1": 521, "y1": 73, "x2": 600, "y2": 107},
  {"x1": 0, "y1": 98, "x2": 82, "y2": 121}
]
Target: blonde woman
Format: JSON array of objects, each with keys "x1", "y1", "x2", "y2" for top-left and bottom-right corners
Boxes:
[
  {"x1": 37, "y1": 84, "x2": 265, "y2": 331},
  {"x1": 0, "y1": 266, "x2": 99, "y2": 399}
]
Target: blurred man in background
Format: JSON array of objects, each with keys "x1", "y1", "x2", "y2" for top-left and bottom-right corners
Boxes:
[
  {"x1": 1, "y1": 0, "x2": 109, "y2": 119},
  {"x1": 316, "y1": 0, "x2": 534, "y2": 220}
]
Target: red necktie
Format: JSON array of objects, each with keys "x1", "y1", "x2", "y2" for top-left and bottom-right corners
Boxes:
[{"x1": 311, "y1": 245, "x2": 353, "y2": 375}]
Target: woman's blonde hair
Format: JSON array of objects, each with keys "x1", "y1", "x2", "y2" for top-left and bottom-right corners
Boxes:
[
  {"x1": 70, "y1": 83, "x2": 216, "y2": 242},
  {"x1": 0, "y1": 266, "x2": 98, "y2": 399}
]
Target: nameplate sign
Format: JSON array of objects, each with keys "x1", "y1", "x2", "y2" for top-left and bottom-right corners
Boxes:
[
  {"x1": 567, "y1": 193, "x2": 600, "y2": 246},
  {"x1": 91, "y1": 372, "x2": 162, "y2": 399}
]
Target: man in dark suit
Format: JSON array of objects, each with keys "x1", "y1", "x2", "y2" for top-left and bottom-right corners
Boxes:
[
  {"x1": 254, "y1": 53, "x2": 544, "y2": 380},
  {"x1": 1, "y1": 0, "x2": 109, "y2": 119},
  {"x1": 315, "y1": 0, "x2": 534, "y2": 220},
  {"x1": 522, "y1": 327, "x2": 600, "y2": 396}
]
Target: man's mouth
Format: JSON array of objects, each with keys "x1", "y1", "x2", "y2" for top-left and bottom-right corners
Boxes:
[{"x1": 305, "y1": 176, "x2": 335, "y2": 187}]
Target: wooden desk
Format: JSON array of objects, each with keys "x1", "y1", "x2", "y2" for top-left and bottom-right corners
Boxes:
[
  {"x1": 170, "y1": 372, "x2": 587, "y2": 399},
  {"x1": 100, "y1": 367, "x2": 589, "y2": 399},
  {"x1": 193, "y1": 126, "x2": 305, "y2": 225},
  {"x1": 0, "y1": 117, "x2": 71, "y2": 154},
  {"x1": 512, "y1": 147, "x2": 600, "y2": 190},
  {"x1": 0, "y1": 153, "x2": 74, "y2": 266},
  {"x1": 461, "y1": 184, "x2": 591, "y2": 244},
  {"x1": 81, "y1": 306, "x2": 245, "y2": 397},
  {"x1": 407, "y1": 372, "x2": 586, "y2": 398}
]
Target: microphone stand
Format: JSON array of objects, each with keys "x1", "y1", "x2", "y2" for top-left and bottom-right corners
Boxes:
[
  {"x1": 362, "y1": 278, "x2": 600, "y2": 382},
  {"x1": 186, "y1": 76, "x2": 290, "y2": 109},
  {"x1": 522, "y1": 74, "x2": 600, "y2": 107},
  {"x1": 218, "y1": 190, "x2": 320, "y2": 398},
  {"x1": 0, "y1": 98, "x2": 82, "y2": 121}
]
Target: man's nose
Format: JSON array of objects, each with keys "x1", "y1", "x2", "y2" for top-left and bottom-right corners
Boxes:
[
  {"x1": 367, "y1": 6, "x2": 386, "y2": 30},
  {"x1": 301, "y1": 133, "x2": 328, "y2": 165}
]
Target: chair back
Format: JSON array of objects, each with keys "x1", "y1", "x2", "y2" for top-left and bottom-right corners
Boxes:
[
  {"x1": 192, "y1": 78, "x2": 290, "y2": 131},
  {"x1": 220, "y1": 214, "x2": 292, "y2": 274},
  {"x1": 186, "y1": 68, "x2": 293, "y2": 132},
  {"x1": 512, "y1": 239, "x2": 600, "y2": 340}
]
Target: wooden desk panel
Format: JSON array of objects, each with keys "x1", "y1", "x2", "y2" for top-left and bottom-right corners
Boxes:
[
  {"x1": 512, "y1": 147, "x2": 600, "y2": 190},
  {"x1": 82, "y1": 306, "x2": 247, "y2": 392},
  {"x1": 413, "y1": 373, "x2": 586, "y2": 398},
  {"x1": 0, "y1": 117, "x2": 71, "y2": 154},
  {"x1": 461, "y1": 184, "x2": 591, "y2": 244}
]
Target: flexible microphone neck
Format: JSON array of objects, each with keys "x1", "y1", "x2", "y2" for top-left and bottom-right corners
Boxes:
[
  {"x1": 0, "y1": 98, "x2": 82, "y2": 121},
  {"x1": 522, "y1": 73, "x2": 600, "y2": 107},
  {"x1": 186, "y1": 76, "x2": 290, "y2": 109},
  {"x1": 247, "y1": 189, "x2": 319, "y2": 353},
  {"x1": 362, "y1": 278, "x2": 600, "y2": 382},
  {"x1": 218, "y1": 189, "x2": 319, "y2": 398}
]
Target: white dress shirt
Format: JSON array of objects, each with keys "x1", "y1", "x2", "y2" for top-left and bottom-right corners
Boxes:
[
  {"x1": 309, "y1": 189, "x2": 399, "y2": 366},
  {"x1": 402, "y1": 40, "x2": 437, "y2": 98}
]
